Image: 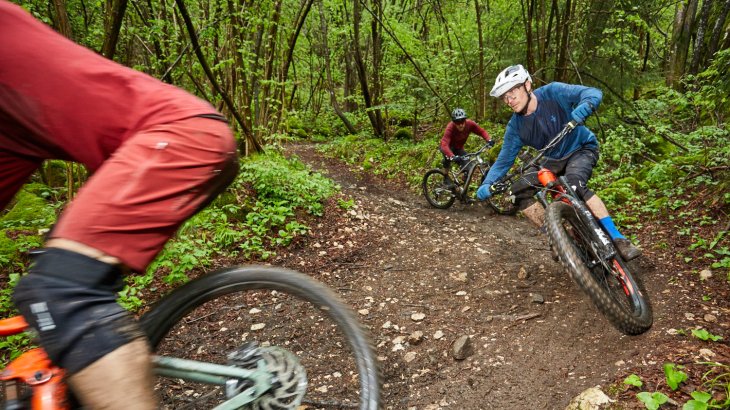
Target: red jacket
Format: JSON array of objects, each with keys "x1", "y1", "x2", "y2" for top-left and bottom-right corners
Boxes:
[
  {"x1": 439, "y1": 119, "x2": 491, "y2": 157},
  {"x1": 0, "y1": 0, "x2": 220, "y2": 208}
]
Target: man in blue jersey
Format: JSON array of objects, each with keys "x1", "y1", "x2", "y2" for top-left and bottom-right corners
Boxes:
[{"x1": 476, "y1": 64, "x2": 641, "y2": 261}]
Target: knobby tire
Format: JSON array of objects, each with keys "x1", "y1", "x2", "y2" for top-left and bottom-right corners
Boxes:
[
  {"x1": 422, "y1": 169, "x2": 455, "y2": 209},
  {"x1": 545, "y1": 202, "x2": 652, "y2": 335},
  {"x1": 140, "y1": 266, "x2": 381, "y2": 409}
]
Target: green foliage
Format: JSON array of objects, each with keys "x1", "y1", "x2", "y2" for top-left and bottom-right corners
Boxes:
[
  {"x1": 683, "y1": 391, "x2": 712, "y2": 410},
  {"x1": 665, "y1": 363, "x2": 689, "y2": 391},
  {"x1": 0, "y1": 190, "x2": 57, "y2": 229},
  {"x1": 0, "y1": 333, "x2": 32, "y2": 364},
  {"x1": 637, "y1": 391, "x2": 669, "y2": 410},
  {"x1": 337, "y1": 197, "x2": 356, "y2": 210},
  {"x1": 145, "y1": 149, "x2": 337, "y2": 286},
  {"x1": 625, "y1": 374, "x2": 644, "y2": 388},
  {"x1": 0, "y1": 273, "x2": 21, "y2": 319},
  {"x1": 391, "y1": 127, "x2": 413, "y2": 140},
  {"x1": 0, "y1": 187, "x2": 57, "y2": 274},
  {"x1": 691, "y1": 329, "x2": 723, "y2": 342}
]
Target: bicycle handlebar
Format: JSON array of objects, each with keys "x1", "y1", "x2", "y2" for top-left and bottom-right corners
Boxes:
[
  {"x1": 490, "y1": 121, "x2": 578, "y2": 194},
  {"x1": 463, "y1": 142, "x2": 494, "y2": 158}
]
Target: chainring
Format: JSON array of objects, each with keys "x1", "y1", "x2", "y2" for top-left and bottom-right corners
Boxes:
[{"x1": 243, "y1": 346, "x2": 308, "y2": 410}]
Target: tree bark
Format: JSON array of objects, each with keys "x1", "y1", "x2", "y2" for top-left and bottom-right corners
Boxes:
[
  {"x1": 707, "y1": 0, "x2": 730, "y2": 59},
  {"x1": 101, "y1": 0, "x2": 129, "y2": 59},
  {"x1": 352, "y1": 0, "x2": 384, "y2": 137},
  {"x1": 523, "y1": 0, "x2": 536, "y2": 75},
  {"x1": 318, "y1": 0, "x2": 357, "y2": 134},
  {"x1": 690, "y1": 0, "x2": 714, "y2": 74},
  {"x1": 668, "y1": 0, "x2": 699, "y2": 87},
  {"x1": 52, "y1": 0, "x2": 73, "y2": 38},
  {"x1": 555, "y1": 0, "x2": 572, "y2": 82},
  {"x1": 474, "y1": 0, "x2": 486, "y2": 119}
]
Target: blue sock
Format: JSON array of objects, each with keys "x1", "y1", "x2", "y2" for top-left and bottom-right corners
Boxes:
[{"x1": 599, "y1": 216, "x2": 625, "y2": 240}]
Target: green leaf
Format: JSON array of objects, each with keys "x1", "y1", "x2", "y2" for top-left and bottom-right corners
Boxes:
[
  {"x1": 664, "y1": 363, "x2": 688, "y2": 390},
  {"x1": 689, "y1": 391, "x2": 712, "y2": 403},
  {"x1": 624, "y1": 374, "x2": 644, "y2": 387},
  {"x1": 637, "y1": 391, "x2": 669, "y2": 410},
  {"x1": 691, "y1": 328, "x2": 724, "y2": 342},
  {"x1": 683, "y1": 400, "x2": 708, "y2": 410}
]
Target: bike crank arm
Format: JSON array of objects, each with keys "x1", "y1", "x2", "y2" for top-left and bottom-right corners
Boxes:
[{"x1": 152, "y1": 355, "x2": 274, "y2": 409}]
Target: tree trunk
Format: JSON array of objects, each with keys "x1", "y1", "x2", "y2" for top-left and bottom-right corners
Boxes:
[
  {"x1": 318, "y1": 0, "x2": 357, "y2": 134},
  {"x1": 352, "y1": 0, "x2": 383, "y2": 137},
  {"x1": 555, "y1": 0, "x2": 572, "y2": 82},
  {"x1": 523, "y1": 0, "x2": 536, "y2": 75},
  {"x1": 52, "y1": 0, "x2": 73, "y2": 38},
  {"x1": 370, "y1": 0, "x2": 385, "y2": 138},
  {"x1": 707, "y1": 0, "x2": 730, "y2": 59},
  {"x1": 259, "y1": 0, "x2": 282, "y2": 135},
  {"x1": 690, "y1": 0, "x2": 714, "y2": 74},
  {"x1": 668, "y1": 0, "x2": 699, "y2": 87},
  {"x1": 101, "y1": 0, "x2": 129, "y2": 59},
  {"x1": 474, "y1": 0, "x2": 486, "y2": 119}
]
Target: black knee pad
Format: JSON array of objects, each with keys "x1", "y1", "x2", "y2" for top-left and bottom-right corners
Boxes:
[
  {"x1": 12, "y1": 248, "x2": 145, "y2": 374},
  {"x1": 564, "y1": 175, "x2": 595, "y2": 200}
]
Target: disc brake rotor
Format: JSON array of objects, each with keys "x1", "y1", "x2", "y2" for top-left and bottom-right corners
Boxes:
[{"x1": 229, "y1": 345, "x2": 308, "y2": 410}]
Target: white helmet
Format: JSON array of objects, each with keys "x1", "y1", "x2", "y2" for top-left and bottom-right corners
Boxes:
[{"x1": 490, "y1": 64, "x2": 532, "y2": 97}]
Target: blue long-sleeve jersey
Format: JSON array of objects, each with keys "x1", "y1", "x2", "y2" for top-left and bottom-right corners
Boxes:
[{"x1": 482, "y1": 82, "x2": 602, "y2": 188}]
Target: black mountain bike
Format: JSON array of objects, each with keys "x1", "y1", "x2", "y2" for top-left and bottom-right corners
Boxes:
[
  {"x1": 422, "y1": 142, "x2": 517, "y2": 215},
  {"x1": 490, "y1": 122, "x2": 652, "y2": 335}
]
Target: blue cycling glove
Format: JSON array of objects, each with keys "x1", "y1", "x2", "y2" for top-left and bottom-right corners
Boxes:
[
  {"x1": 570, "y1": 102, "x2": 592, "y2": 124},
  {"x1": 477, "y1": 184, "x2": 492, "y2": 201}
]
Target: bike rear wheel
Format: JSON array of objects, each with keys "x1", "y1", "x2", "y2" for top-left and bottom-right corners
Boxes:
[
  {"x1": 422, "y1": 169, "x2": 456, "y2": 209},
  {"x1": 545, "y1": 202, "x2": 652, "y2": 335},
  {"x1": 140, "y1": 266, "x2": 381, "y2": 409}
]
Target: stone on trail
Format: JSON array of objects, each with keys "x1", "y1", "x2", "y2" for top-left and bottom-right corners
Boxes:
[
  {"x1": 451, "y1": 335, "x2": 473, "y2": 360},
  {"x1": 565, "y1": 386, "x2": 613, "y2": 410}
]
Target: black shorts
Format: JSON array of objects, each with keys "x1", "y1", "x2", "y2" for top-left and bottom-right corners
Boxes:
[{"x1": 509, "y1": 147, "x2": 599, "y2": 210}]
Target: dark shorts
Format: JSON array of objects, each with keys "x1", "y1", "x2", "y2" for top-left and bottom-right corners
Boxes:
[{"x1": 510, "y1": 147, "x2": 598, "y2": 210}]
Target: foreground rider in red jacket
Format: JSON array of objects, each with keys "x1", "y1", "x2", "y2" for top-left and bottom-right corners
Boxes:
[{"x1": 1, "y1": 1, "x2": 238, "y2": 408}]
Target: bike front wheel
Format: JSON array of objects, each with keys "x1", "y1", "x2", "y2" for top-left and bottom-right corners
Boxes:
[
  {"x1": 486, "y1": 191, "x2": 518, "y2": 215},
  {"x1": 422, "y1": 169, "x2": 456, "y2": 209},
  {"x1": 140, "y1": 266, "x2": 381, "y2": 409},
  {"x1": 545, "y1": 202, "x2": 652, "y2": 335}
]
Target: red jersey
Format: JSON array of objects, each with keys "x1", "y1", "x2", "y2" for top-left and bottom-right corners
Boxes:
[
  {"x1": 0, "y1": 0, "x2": 220, "y2": 208},
  {"x1": 439, "y1": 119, "x2": 490, "y2": 157}
]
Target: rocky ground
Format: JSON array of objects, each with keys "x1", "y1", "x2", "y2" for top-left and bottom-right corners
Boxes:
[{"x1": 267, "y1": 143, "x2": 729, "y2": 409}]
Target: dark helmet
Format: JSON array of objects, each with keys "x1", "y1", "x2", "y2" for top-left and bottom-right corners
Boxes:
[{"x1": 451, "y1": 108, "x2": 467, "y2": 122}]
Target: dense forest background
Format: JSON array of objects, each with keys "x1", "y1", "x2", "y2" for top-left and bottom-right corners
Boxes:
[{"x1": 14, "y1": 0, "x2": 730, "y2": 145}]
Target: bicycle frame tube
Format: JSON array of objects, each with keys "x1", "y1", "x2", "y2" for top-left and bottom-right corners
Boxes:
[
  {"x1": 152, "y1": 356, "x2": 274, "y2": 410},
  {"x1": 0, "y1": 316, "x2": 275, "y2": 410}
]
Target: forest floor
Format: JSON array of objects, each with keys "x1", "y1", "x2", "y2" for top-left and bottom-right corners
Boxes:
[{"x1": 268, "y1": 142, "x2": 730, "y2": 409}]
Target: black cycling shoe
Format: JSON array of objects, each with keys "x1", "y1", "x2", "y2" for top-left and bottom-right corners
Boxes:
[{"x1": 614, "y1": 238, "x2": 642, "y2": 261}]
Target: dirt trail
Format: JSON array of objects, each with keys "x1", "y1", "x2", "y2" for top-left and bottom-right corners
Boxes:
[{"x1": 277, "y1": 143, "x2": 704, "y2": 409}]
